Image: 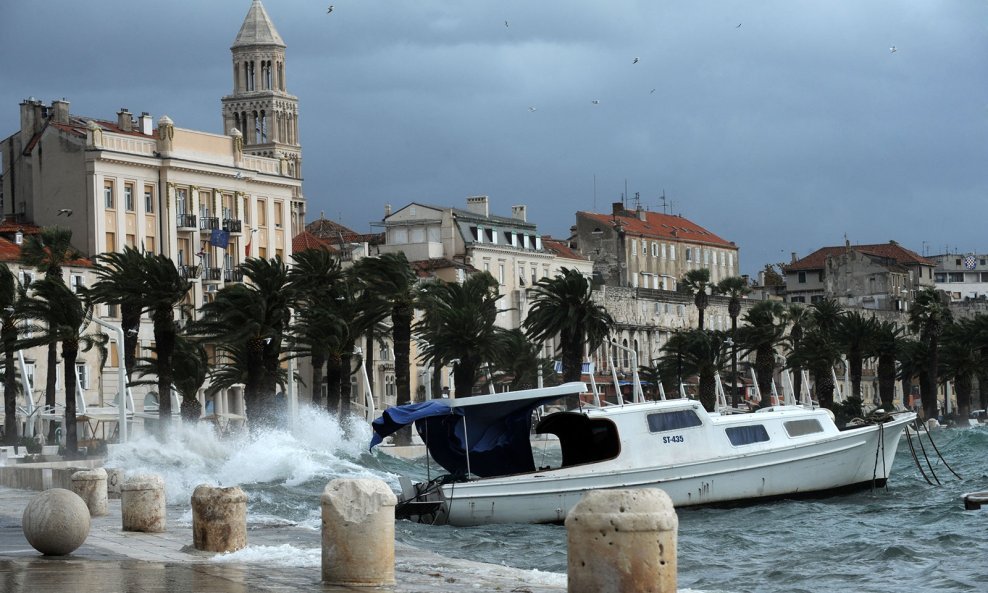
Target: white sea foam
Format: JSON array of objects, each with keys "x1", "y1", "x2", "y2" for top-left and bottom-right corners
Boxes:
[{"x1": 209, "y1": 543, "x2": 321, "y2": 568}]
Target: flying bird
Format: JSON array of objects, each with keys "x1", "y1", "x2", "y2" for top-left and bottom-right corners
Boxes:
[
  {"x1": 57, "y1": 208, "x2": 72, "y2": 217},
  {"x1": 505, "y1": 20, "x2": 509, "y2": 28},
  {"x1": 633, "y1": 57, "x2": 639, "y2": 64},
  {"x1": 327, "y1": 5, "x2": 333, "y2": 14},
  {"x1": 890, "y1": 46, "x2": 897, "y2": 53},
  {"x1": 591, "y1": 100, "x2": 600, "y2": 105},
  {"x1": 528, "y1": 106, "x2": 537, "y2": 112},
  {"x1": 650, "y1": 88, "x2": 656, "y2": 94},
  {"x1": 736, "y1": 23, "x2": 742, "y2": 28}
]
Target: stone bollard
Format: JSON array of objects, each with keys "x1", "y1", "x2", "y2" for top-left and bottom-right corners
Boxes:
[
  {"x1": 566, "y1": 488, "x2": 678, "y2": 593},
  {"x1": 22, "y1": 488, "x2": 91, "y2": 556},
  {"x1": 191, "y1": 484, "x2": 248, "y2": 553},
  {"x1": 71, "y1": 468, "x2": 108, "y2": 517},
  {"x1": 121, "y1": 474, "x2": 166, "y2": 533},
  {"x1": 105, "y1": 467, "x2": 124, "y2": 500},
  {"x1": 321, "y1": 478, "x2": 397, "y2": 586}
]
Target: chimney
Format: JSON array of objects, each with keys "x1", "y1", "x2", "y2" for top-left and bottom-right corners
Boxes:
[
  {"x1": 612, "y1": 202, "x2": 625, "y2": 216},
  {"x1": 117, "y1": 108, "x2": 133, "y2": 132},
  {"x1": 638, "y1": 208, "x2": 647, "y2": 222},
  {"x1": 20, "y1": 98, "x2": 45, "y2": 136},
  {"x1": 466, "y1": 195, "x2": 489, "y2": 217},
  {"x1": 511, "y1": 205, "x2": 527, "y2": 222},
  {"x1": 51, "y1": 99, "x2": 70, "y2": 124},
  {"x1": 384, "y1": 204, "x2": 392, "y2": 217},
  {"x1": 139, "y1": 112, "x2": 153, "y2": 135},
  {"x1": 791, "y1": 252, "x2": 797, "y2": 264}
]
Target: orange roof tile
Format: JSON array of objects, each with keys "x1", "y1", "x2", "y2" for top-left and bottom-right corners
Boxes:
[
  {"x1": 541, "y1": 236, "x2": 588, "y2": 261},
  {"x1": 787, "y1": 242, "x2": 933, "y2": 271},
  {"x1": 291, "y1": 231, "x2": 337, "y2": 253},
  {"x1": 579, "y1": 209, "x2": 736, "y2": 248}
]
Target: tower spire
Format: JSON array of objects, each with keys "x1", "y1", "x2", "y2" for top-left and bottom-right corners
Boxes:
[{"x1": 222, "y1": 0, "x2": 301, "y2": 178}]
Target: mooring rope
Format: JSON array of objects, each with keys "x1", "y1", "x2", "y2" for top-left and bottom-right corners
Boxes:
[
  {"x1": 904, "y1": 423, "x2": 935, "y2": 486},
  {"x1": 913, "y1": 421, "x2": 942, "y2": 486},
  {"x1": 871, "y1": 422, "x2": 886, "y2": 491},
  {"x1": 919, "y1": 420, "x2": 963, "y2": 480}
]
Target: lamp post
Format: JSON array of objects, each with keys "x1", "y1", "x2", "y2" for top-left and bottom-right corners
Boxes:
[{"x1": 87, "y1": 317, "x2": 128, "y2": 444}]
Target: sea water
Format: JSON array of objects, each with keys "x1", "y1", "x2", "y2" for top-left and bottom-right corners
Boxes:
[{"x1": 105, "y1": 408, "x2": 988, "y2": 593}]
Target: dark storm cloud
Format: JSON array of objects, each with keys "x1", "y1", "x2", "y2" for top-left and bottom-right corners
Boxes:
[{"x1": 2, "y1": 1, "x2": 985, "y2": 274}]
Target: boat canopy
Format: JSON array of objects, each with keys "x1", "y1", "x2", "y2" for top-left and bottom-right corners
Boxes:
[{"x1": 369, "y1": 382, "x2": 588, "y2": 478}]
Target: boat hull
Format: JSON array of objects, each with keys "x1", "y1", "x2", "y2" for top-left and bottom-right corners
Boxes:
[{"x1": 436, "y1": 413, "x2": 914, "y2": 526}]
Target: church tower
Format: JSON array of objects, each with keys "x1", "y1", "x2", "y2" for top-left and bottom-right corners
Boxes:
[{"x1": 222, "y1": 0, "x2": 301, "y2": 178}]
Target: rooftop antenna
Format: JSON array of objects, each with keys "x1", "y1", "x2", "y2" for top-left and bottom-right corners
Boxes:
[{"x1": 632, "y1": 192, "x2": 641, "y2": 211}]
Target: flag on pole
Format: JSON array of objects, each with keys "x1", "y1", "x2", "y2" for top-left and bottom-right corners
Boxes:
[{"x1": 209, "y1": 229, "x2": 230, "y2": 248}]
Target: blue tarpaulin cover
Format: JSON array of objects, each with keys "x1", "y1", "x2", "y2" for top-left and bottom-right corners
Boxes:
[{"x1": 369, "y1": 386, "x2": 580, "y2": 478}]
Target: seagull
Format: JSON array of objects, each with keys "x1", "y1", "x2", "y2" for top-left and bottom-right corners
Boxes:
[
  {"x1": 528, "y1": 106, "x2": 537, "y2": 112},
  {"x1": 650, "y1": 88, "x2": 656, "y2": 94},
  {"x1": 327, "y1": 5, "x2": 333, "y2": 14},
  {"x1": 633, "y1": 57, "x2": 639, "y2": 64},
  {"x1": 505, "y1": 20, "x2": 509, "y2": 28},
  {"x1": 57, "y1": 208, "x2": 72, "y2": 217},
  {"x1": 736, "y1": 23, "x2": 742, "y2": 28},
  {"x1": 591, "y1": 100, "x2": 600, "y2": 105},
  {"x1": 890, "y1": 46, "x2": 897, "y2": 53}
]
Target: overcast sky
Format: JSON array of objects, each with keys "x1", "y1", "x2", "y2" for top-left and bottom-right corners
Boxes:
[{"x1": 2, "y1": 1, "x2": 985, "y2": 277}]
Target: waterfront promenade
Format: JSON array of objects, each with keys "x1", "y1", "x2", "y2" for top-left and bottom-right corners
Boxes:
[{"x1": 0, "y1": 486, "x2": 566, "y2": 592}]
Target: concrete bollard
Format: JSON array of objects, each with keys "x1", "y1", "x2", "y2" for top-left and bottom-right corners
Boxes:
[
  {"x1": 321, "y1": 478, "x2": 397, "y2": 586},
  {"x1": 191, "y1": 484, "x2": 248, "y2": 553},
  {"x1": 105, "y1": 467, "x2": 124, "y2": 500},
  {"x1": 22, "y1": 488, "x2": 91, "y2": 556},
  {"x1": 71, "y1": 467, "x2": 108, "y2": 517},
  {"x1": 566, "y1": 488, "x2": 678, "y2": 593},
  {"x1": 121, "y1": 474, "x2": 166, "y2": 533}
]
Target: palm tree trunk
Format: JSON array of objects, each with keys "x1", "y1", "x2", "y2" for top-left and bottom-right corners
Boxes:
[
  {"x1": 955, "y1": 373, "x2": 972, "y2": 421},
  {"x1": 154, "y1": 312, "x2": 175, "y2": 431},
  {"x1": 755, "y1": 347, "x2": 774, "y2": 407},
  {"x1": 849, "y1": 350, "x2": 863, "y2": 400},
  {"x1": 3, "y1": 332, "x2": 17, "y2": 445},
  {"x1": 62, "y1": 344, "x2": 79, "y2": 456},
  {"x1": 921, "y1": 338, "x2": 941, "y2": 421},
  {"x1": 730, "y1": 316, "x2": 739, "y2": 408},
  {"x1": 244, "y1": 338, "x2": 267, "y2": 427},
  {"x1": 979, "y1": 370, "x2": 988, "y2": 412},
  {"x1": 310, "y1": 349, "x2": 326, "y2": 407},
  {"x1": 45, "y1": 343, "x2": 58, "y2": 442},
  {"x1": 877, "y1": 354, "x2": 896, "y2": 411},
  {"x1": 813, "y1": 364, "x2": 836, "y2": 409},
  {"x1": 561, "y1": 337, "x2": 583, "y2": 383},
  {"x1": 122, "y1": 302, "x2": 142, "y2": 381},
  {"x1": 325, "y1": 353, "x2": 342, "y2": 416},
  {"x1": 340, "y1": 344, "x2": 355, "y2": 417},
  {"x1": 393, "y1": 306, "x2": 412, "y2": 407},
  {"x1": 699, "y1": 368, "x2": 716, "y2": 412}
]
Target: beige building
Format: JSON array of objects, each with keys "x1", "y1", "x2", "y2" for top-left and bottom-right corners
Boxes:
[
  {"x1": 0, "y1": 0, "x2": 304, "y2": 430},
  {"x1": 574, "y1": 202, "x2": 741, "y2": 290}
]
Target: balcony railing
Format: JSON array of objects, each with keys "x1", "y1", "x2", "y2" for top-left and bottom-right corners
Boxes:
[
  {"x1": 224, "y1": 268, "x2": 244, "y2": 283},
  {"x1": 203, "y1": 267, "x2": 223, "y2": 281},
  {"x1": 179, "y1": 265, "x2": 201, "y2": 279},
  {"x1": 200, "y1": 217, "x2": 219, "y2": 231},
  {"x1": 222, "y1": 218, "x2": 243, "y2": 233},
  {"x1": 176, "y1": 213, "x2": 197, "y2": 228}
]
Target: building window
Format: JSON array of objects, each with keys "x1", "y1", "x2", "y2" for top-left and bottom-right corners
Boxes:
[
  {"x1": 498, "y1": 263, "x2": 505, "y2": 285},
  {"x1": 104, "y1": 182, "x2": 115, "y2": 209},
  {"x1": 144, "y1": 185, "x2": 155, "y2": 213},
  {"x1": 19, "y1": 271, "x2": 35, "y2": 287},
  {"x1": 798, "y1": 271, "x2": 807, "y2": 283},
  {"x1": 790, "y1": 296, "x2": 806, "y2": 303},
  {"x1": 124, "y1": 184, "x2": 135, "y2": 211},
  {"x1": 70, "y1": 274, "x2": 85, "y2": 293},
  {"x1": 651, "y1": 242, "x2": 659, "y2": 257},
  {"x1": 106, "y1": 232, "x2": 116, "y2": 252},
  {"x1": 686, "y1": 247, "x2": 692, "y2": 262},
  {"x1": 75, "y1": 364, "x2": 90, "y2": 390},
  {"x1": 948, "y1": 272, "x2": 964, "y2": 282},
  {"x1": 669, "y1": 245, "x2": 676, "y2": 260},
  {"x1": 725, "y1": 425, "x2": 770, "y2": 446},
  {"x1": 631, "y1": 239, "x2": 638, "y2": 256},
  {"x1": 176, "y1": 188, "x2": 187, "y2": 215},
  {"x1": 274, "y1": 202, "x2": 283, "y2": 228},
  {"x1": 810, "y1": 295, "x2": 824, "y2": 304},
  {"x1": 257, "y1": 200, "x2": 267, "y2": 227}
]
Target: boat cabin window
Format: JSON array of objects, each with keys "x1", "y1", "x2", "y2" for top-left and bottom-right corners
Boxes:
[
  {"x1": 647, "y1": 410, "x2": 702, "y2": 433},
  {"x1": 725, "y1": 425, "x2": 770, "y2": 446},
  {"x1": 784, "y1": 419, "x2": 823, "y2": 437},
  {"x1": 535, "y1": 413, "x2": 620, "y2": 468}
]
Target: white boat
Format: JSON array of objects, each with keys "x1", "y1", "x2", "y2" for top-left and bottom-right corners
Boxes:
[{"x1": 370, "y1": 381, "x2": 917, "y2": 526}]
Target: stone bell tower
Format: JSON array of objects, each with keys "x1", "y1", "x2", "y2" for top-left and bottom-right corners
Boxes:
[{"x1": 222, "y1": 0, "x2": 301, "y2": 178}]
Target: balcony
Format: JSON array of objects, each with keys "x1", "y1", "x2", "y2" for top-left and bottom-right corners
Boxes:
[
  {"x1": 203, "y1": 267, "x2": 223, "y2": 281},
  {"x1": 179, "y1": 265, "x2": 201, "y2": 279},
  {"x1": 176, "y1": 213, "x2": 197, "y2": 229},
  {"x1": 200, "y1": 217, "x2": 219, "y2": 231},
  {"x1": 224, "y1": 268, "x2": 244, "y2": 283},
  {"x1": 222, "y1": 218, "x2": 243, "y2": 233}
]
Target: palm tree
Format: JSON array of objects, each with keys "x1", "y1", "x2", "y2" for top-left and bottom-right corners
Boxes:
[
  {"x1": 658, "y1": 329, "x2": 727, "y2": 411},
  {"x1": 492, "y1": 328, "x2": 556, "y2": 391},
  {"x1": 939, "y1": 319, "x2": 979, "y2": 422},
  {"x1": 896, "y1": 337, "x2": 925, "y2": 411},
  {"x1": 716, "y1": 276, "x2": 750, "y2": 406},
  {"x1": 352, "y1": 252, "x2": 417, "y2": 410},
  {"x1": 0, "y1": 264, "x2": 22, "y2": 445},
  {"x1": 288, "y1": 249, "x2": 345, "y2": 408},
  {"x1": 87, "y1": 247, "x2": 149, "y2": 383},
  {"x1": 872, "y1": 320, "x2": 905, "y2": 411},
  {"x1": 194, "y1": 257, "x2": 293, "y2": 427},
  {"x1": 523, "y1": 268, "x2": 613, "y2": 383},
  {"x1": 681, "y1": 268, "x2": 712, "y2": 330},
  {"x1": 20, "y1": 226, "x2": 80, "y2": 440},
  {"x1": 797, "y1": 299, "x2": 845, "y2": 409},
  {"x1": 834, "y1": 311, "x2": 877, "y2": 401},
  {"x1": 783, "y1": 305, "x2": 811, "y2": 404},
  {"x1": 416, "y1": 273, "x2": 508, "y2": 396},
  {"x1": 18, "y1": 278, "x2": 99, "y2": 456},
  {"x1": 909, "y1": 287, "x2": 952, "y2": 420},
  {"x1": 132, "y1": 334, "x2": 207, "y2": 422},
  {"x1": 738, "y1": 300, "x2": 785, "y2": 406}
]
